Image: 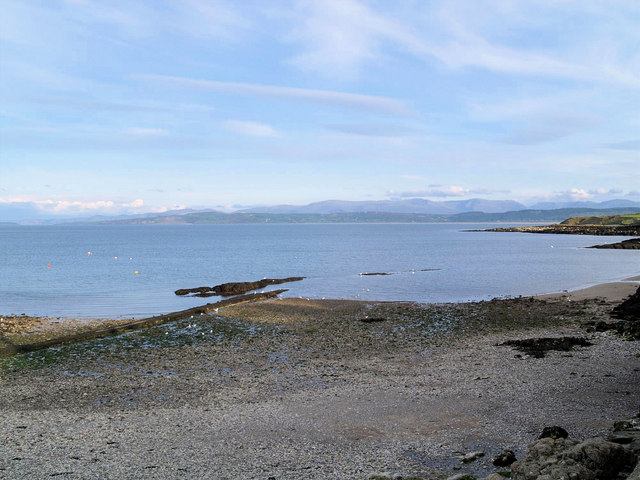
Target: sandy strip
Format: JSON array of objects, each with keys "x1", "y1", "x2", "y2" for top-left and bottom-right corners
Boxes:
[{"x1": 537, "y1": 280, "x2": 640, "y2": 302}]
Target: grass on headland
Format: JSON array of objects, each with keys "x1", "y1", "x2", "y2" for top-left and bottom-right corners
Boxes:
[{"x1": 560, "y1": 213, "x2": 640, "y2": 226}]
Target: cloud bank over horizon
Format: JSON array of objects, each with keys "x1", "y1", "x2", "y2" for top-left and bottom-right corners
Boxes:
[{"x1": 1, "y1": 0, "x2": 639, "y2": 218}]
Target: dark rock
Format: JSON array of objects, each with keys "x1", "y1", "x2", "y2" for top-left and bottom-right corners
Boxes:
[
  {"x1": 613, "y1": 420, "x2": 634, "y2": 432},
  {"x1": 175, "y1": 277, "x2": 305, "y2": 297},
  {"x1": 360, "y1": 317, "x2": 386, "y2": 323},
  {"x1": 539, "y1": 426, "x2": 569, "y2": 440},
  {"x1": 511, "y1": 436, "x2": 636, "y2": 480},
  {"x1": 492, "y1": 448, "x2": 516, "y2": 467},
  {"x1": 500, "y1": 337, "x2": 593, "y2": 358},
  {"x1": 612, "y1": 285, "x2": 640, "y2": 321},
  {"x1": 595, "y1": 315, "x2": 640, "y2": 341},
  {"x1": 174, "y1": 286, "x2": 213, "y2": 296},
  {"x1": 589, "y1": 238, "x2": 640, "y2": 249}
]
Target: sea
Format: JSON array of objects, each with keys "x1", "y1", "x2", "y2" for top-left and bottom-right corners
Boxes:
[{"x1": 0, "y1": 223, "x2": 638, "y2": 319}]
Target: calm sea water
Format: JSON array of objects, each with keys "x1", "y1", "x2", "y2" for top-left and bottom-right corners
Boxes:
[{"x1": 0, "y1": 224, "x2": 638, "y2": 318}]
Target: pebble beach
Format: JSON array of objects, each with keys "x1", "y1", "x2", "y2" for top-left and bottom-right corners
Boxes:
[{"x1": 1, "y1": 281, "x2": 639, "y2": 479}]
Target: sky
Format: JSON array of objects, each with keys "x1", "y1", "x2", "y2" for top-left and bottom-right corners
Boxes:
[{"x1": 1, "y1": 0, "x2": 639, "y2": 217}]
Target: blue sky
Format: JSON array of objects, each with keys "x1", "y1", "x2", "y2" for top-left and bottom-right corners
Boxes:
[{"x1": 1, "y1": 0, "x2": 639, "y2": 217}]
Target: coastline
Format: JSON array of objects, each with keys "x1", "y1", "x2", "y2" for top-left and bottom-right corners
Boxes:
[{"x1": 1, "y1": 280, "x2": 639, "y2": 479}]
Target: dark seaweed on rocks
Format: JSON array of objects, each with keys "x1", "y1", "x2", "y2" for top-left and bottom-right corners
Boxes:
[
  {"x1": 500, "y1": 336, "x2": 593, "y2": 358},
  {"x1": 175, "y1": 277, "x2": 305, "y2": 297},
  {"x1": 611, "y1": 285, "x2": 640, "y2": 321}
]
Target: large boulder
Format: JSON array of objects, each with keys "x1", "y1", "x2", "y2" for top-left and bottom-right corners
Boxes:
[{"x1": 511, "y1": 436, "x2": 636, "y2": 480}]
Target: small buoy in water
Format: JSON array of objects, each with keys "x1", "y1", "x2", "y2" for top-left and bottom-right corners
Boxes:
[
  {"x1": 134, "y1": 271, "x2": 139, "y2": 274},
  {"x1": 47, "y1": 264, "x2": 51, "y2": 268},
  {"x1": 87, "y1": 251, "x2": 92, "y2": 256}
]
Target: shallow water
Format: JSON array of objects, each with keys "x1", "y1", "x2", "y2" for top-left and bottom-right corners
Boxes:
[{"x1": 0, "y1": 223, "x2": 638, "y2": 318}]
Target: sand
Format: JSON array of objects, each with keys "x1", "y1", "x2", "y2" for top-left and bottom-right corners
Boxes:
[
  {"x1": 537, "y1": 280, "x2": 640, "y2": 302},
  {"x1": 1, "y1": 283, "x2": 639, "y2": 479}
]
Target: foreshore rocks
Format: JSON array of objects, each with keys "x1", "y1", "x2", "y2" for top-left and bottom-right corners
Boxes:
[
  {"x1": 612, "y1": 285, "x2": 640, "y2": 321},
  {"x1": 175, "y1": 277, "x2": 305, "y2": 297},
  {"x1": 483, "y1": 225, "x2": 640, "y2": 236},
  {"x1": 594, "y1": 286, "x2": 640, "y2": 340},
  {"x1": 510, "y1": 435, "x2": 637, "y2": 480}
]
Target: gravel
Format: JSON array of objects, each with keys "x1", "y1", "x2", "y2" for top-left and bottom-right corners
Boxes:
[{"x1": 1, "y1": 296, "x2": 639, "y2": 479}]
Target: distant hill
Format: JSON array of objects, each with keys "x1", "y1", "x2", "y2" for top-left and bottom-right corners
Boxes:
[
  {"x1": 4, "y1": 198, "x2": 640, "y2": 224},
  {"x1": 560, "y1": 213, "x2": 640, "y2": 226},
  {"x1": 82, "y1": 207, "x2": 640, "y2": 225}
]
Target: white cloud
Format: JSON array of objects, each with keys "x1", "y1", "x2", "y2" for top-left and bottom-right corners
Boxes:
[
  {"x1": 0, "y1": 197, "x2": 150, "y2": 216},
  {"x1": 137, "y1": 75, "x2": 414, "y2": 117},
  {"x1": 222, "y1": 120, "x2": 279, "y2": 137}
]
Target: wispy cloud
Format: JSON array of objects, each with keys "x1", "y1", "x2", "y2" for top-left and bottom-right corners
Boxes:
[
  {"x1": 502, "y1": 113, "x2": 599, "y2": 145},
  {"x1": 136, "y1": 74, "x2": 414, "y2": 116},
  {"x1": 284, "y1": 0, "x2": 640, "y2": 87},
  {"x1": 222, "y1": 120, "x2": 279, "y2": 137}
]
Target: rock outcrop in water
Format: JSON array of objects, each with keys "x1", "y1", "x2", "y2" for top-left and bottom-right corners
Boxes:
[
  {"x1": 589, "y1": 238, "x2": 640, "y2": 249},
  {"x1": 175, "y1": 277, "x2": 305, "y2": 297}
]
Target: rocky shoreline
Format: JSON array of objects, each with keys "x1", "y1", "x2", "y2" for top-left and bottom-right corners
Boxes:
[
  {"x1": 482, "y1": 224, "x2": 640, "y2": 236},
  {"x1": 1, "y1": 284, "x2": 639, "y2": 479}
]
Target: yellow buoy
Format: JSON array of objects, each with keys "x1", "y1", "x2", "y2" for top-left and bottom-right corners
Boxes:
[{"x1": 134, "y1": 271, "x2": 139, "y2": 274}]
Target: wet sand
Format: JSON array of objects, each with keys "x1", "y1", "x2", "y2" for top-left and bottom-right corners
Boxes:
[{"x1": 1, "y1": 282, "x2": 639, "y2": 479}]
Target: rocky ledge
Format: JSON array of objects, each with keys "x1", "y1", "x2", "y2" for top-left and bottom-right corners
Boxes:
[{"x1": 589, "y1": 238, "x2": 640, "y2": 249}]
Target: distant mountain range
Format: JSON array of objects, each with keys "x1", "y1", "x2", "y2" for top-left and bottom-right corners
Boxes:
[
  {"x1": 2, "y1": 198, "x2": 640, "y2": 225},
  {"x1": 64, "y1": 207, "x2": 640, "y2": 225},
  {"x1": 239, "y1": 198, "x2": 640, "y2": 215},
  {"x1": 238, "y1": 198, "x2": 527, "y2": 215}
]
